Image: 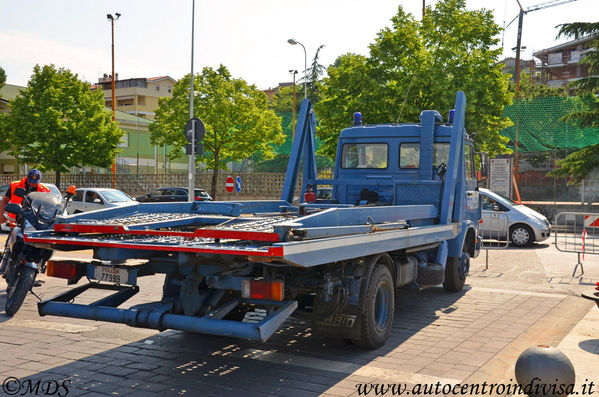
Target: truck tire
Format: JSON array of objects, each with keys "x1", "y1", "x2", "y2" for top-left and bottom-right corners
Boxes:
[
  {"x1": 357, "y1": 264, "x2": 394, "y2": 349},
  {"x1": 443, "y1": 253, "x2": 469, "y2": 292},
  {"x1": 5, "y1": 267, "x2": 36, "y2": 316}
]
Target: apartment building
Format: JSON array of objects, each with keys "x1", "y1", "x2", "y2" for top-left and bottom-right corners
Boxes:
[
  {"x1": 95, "y1": 74, "x2": 176, "y2": 120},
  {"x1": 533, "y1": 35, "x2": 594, "y2": 89}
]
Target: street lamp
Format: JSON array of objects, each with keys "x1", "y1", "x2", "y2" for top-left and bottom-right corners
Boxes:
[
  {"x1": 107, "y1": 12, "x2": 121, "y2": 187},
  {"x1": 287, "y1": 38, "x2": 307, "y2": 98},
  {"x1": 289, "y1": 69, "x2": 298, "y2": 138}
]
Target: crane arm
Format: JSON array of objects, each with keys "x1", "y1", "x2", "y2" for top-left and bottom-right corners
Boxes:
[{"x1": 525, "y1": 0, "x2": 577, "y2": 14}]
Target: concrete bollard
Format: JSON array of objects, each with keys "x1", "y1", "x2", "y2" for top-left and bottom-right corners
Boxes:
[{"x1": 515, "y1": 345, "x2": 576, "y2": 396}]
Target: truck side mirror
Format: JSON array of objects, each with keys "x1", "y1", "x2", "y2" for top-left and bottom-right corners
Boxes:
[{"x1": 13, "y1": 187, "x2": 26, "y2": 198}]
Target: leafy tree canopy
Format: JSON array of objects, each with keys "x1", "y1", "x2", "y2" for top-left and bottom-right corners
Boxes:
[
  {"x1": 0, "y1": 66, "x2": 6, "y2": 93},
  {"x1": 315, "y1": 0, "x2": 512, "y2": 158},
  {"x1": 1, "y1": 64, "x2": 123, "y2": 187},
  {"x1": 150, "y1": 65, "x2": 284, "y2": 198},
  {"x1": 548, "y1": 21, "x2": 599, "y2": 183}
]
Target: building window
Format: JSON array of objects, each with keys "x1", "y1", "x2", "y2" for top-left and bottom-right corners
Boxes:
[
  {"x1": 168, "y1": 86, "x2": 172, "y2": 93},
  {"x1": 118, "y1": 132, "x2": 129, "y2": 148},
  {"x1": 155, "y1": 84, "x2": 160, "y2": 91}
]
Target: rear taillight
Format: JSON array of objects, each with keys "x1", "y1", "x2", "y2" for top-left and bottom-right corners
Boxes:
[
  {"x1": 596, "y1": 282, "x2": 599, "y2": 292},
  {"x1": 242, "y1": 280, "x2": 284, "y2": 301},
  {"x1": 46, "y1": 260, "x2": 81, "y2": 281}
]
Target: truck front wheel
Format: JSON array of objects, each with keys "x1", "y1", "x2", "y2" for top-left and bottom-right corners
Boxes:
[
  {"x1": 443, "y1": 253, "x2": 469, "y2": 292},
  {"x1": 357, "y1": 264, "x2": 394, "y2": 348}
]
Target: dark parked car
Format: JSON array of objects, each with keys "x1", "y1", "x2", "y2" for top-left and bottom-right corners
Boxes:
[{"x1": 136, "y1": 187, "x2": 212, "y2": 202}]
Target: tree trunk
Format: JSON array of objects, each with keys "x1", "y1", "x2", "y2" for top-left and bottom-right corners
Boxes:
[
  {"x1": 55, "y1": 171, "x2": 61, "y2": 192},
  {"x1": 211, "y1": 151, "x2": 219, "y2": 200}
]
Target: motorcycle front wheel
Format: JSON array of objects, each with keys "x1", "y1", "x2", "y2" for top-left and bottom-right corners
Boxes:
[{"x1": 5, "y1": 267, "x2": 36, "y2": 316}]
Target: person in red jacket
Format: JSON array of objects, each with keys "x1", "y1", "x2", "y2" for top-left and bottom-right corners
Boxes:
[
  {"x1": 303, "y1": 184, "x2": 316, "y2": 203},
  {"x1": 0, "y1": 169, "x2": 51, "y2": 223}
]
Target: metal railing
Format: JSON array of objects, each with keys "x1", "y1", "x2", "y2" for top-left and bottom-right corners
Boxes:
[
  {"x1": 554, "y1": 212, "x2": 599, "y2": 276},
  {"x1": 480, "y1": 212, "x2": 510, "y2": 270}
]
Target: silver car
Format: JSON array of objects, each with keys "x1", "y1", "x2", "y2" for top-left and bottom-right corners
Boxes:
[
  {"x1": 480, "y1": 188, "x2": 551, "y2": 247},
  {"x1": 67, "y1": 188, "x2": 135, "y2": 214}
]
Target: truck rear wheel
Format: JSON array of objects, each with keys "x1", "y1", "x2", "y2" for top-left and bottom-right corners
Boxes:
[{"x1": 357, "y1": 263, "x2": 394, "y2": 349}]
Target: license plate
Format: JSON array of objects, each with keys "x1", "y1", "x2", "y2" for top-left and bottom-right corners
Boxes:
[{"x1": 94, "y1": 266, "x2": 129, "y2": 285}]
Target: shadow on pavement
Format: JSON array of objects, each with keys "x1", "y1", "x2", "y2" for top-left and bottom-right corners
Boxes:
[
  {"x1": 5, "y1": 286, "x2": 466, "y2": 396},
  {"x1": 578, "y1": 339, "x2": 599, "y2": 355}
]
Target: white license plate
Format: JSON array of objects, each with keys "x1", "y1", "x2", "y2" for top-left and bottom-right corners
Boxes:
[{"x1": 94, "y1": 266, "x2": 129, "y2": 284}]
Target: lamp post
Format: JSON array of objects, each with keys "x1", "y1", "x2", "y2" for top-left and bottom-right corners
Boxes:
[
  {"x1": 107, "y1": 12, "x2": 121, "y2": 188},
  {"x1": 289, "y1": 69, "x2": 298, "y2": 138},
  {"x1": 287, "y1": 38, "x2": 307, "y2": 98},
  {"x1": 188, "y1": 0, "x2": 196, "y2": 202}
]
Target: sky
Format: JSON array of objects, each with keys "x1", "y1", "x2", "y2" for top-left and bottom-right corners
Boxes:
[{"x1": 1, "y1": 0, "x2": 597, "y2": 90}]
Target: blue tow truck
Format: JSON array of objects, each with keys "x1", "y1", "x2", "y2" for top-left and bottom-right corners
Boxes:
[{"x1": 28, "y1": 91, "x2": 481, "y2": 348}]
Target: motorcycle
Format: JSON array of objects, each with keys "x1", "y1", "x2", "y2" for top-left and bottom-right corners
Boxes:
[{"x1": 1, "y1": 185, "x2": 75, "y2": 315}]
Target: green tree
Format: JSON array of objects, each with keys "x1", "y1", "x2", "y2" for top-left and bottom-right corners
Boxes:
[
  {"x1": 2, "y1": 64, "x2": 123, "y2": 188},
  {"x1": 303, "y1": 45, "x2": 326, "y2": 102},
  {"x1": 150, "y1": 65, "x2": 284, "y2": 198},
  {"x1": 0, "y1": 66, "x2": 7, "y2": 143},
  {"x1": 315, "y1": 0, "x2": 512, "y2": 158},
  {"x1": 0, "y1": 66, "x2": 6, "y2": 93},
  {"x1": 548, "y1": 22, "x2": 599, "y2": 183}
]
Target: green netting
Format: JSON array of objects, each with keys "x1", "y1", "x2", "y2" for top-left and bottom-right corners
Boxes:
[{"x1": 500, "y1": 96, "x2": 599, "y2": 152}]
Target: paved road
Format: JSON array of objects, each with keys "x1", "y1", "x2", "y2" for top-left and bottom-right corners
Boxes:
[{"x1": 0, "y1": 236, "x2": 597, "y2": 396}]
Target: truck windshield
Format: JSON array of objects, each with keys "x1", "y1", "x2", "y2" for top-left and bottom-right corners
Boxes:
[{"x1": 341, "y1": 143, "x2": 388, "y2": 169}]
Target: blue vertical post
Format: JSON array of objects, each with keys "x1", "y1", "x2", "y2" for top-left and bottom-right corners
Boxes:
[
  {"x1": 418, "y1": 110, "x2": 442, "y2": 181},
  {"x1": 439, "y1": 92, "x2": 466, "y2": 225},
  {"x1": 281, "y1": 98, "x2": 316, "y2": 204},
  {"x1": 302, "y1": 109, "x2": 318, "y2": 193}
]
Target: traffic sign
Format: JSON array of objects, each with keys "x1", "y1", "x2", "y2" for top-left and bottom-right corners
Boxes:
[
  {"x1": 235, "y1": 176, "x2": 242, "y2": 192},
  {"x1": 185, "y1": 118, "x2": 205, "y2": 142},
  {"x1": 225, "y1": 175, "x2": 235, "y2": 193}
]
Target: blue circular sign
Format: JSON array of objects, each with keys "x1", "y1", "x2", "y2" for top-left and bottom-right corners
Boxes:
[{"x1": 235, "y1": 176, "x2": 242, "y2": 192}]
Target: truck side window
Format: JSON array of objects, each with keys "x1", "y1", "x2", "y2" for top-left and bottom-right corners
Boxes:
[
  {"x1": 400, "y1": 143, "x2": 420, "y2": 168},
  {"x1": 433, "y1": 143, "x2": 449, "y2": 167},
  {"x1": 341, "y1": 143, "x2": 388, "y2": 169},
  {"x1": 464, "y1": 145, "x2": 474, "y2": 180}
]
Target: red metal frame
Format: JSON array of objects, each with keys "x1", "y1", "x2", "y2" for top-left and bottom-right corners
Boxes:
[
  {"x1": 54, "y1": 223, "x2": 280, "y2": 242},
  {"x1": 25, "y1": 235, "x2": 284, "y2": 257}
]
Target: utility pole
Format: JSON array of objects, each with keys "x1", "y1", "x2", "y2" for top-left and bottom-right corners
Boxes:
[{"x1": 509, "y1": 0, "x2": 578, "y2": 187}]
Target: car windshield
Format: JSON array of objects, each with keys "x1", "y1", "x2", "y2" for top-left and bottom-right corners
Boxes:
[
  {"x1": 101, "y1": 190, "x2": 133, "y2": 203},
  {"x1": 487, "y1": 190, "x2": 517, "y2": 207},
  {"x1": 194, "y1": 189, "x2": 210, "y2": 198}
]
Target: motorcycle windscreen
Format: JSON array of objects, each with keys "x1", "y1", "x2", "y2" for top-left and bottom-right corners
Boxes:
[{"x1": 28, "y1": 191, "x2": 61, "y2": 222}]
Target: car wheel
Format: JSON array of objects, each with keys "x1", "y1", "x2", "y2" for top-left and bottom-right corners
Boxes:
[{"x1": 510, "y1": 224, "x2": 534, "y2": 247}]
